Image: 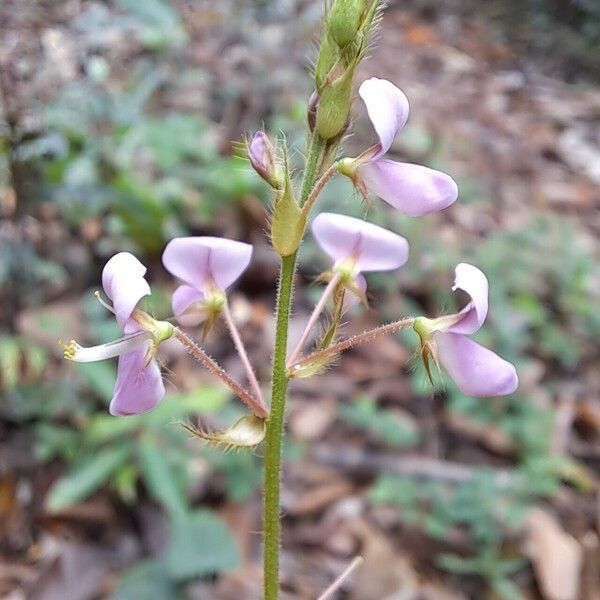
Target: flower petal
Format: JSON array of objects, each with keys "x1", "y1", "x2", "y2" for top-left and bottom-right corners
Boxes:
[
  {"x1": 343, "y1": 273, "x2": 367, "y2": 310},
  {"x1": 171, "y1": 284, "x2": 204, "y2": 326},
  {"x1": 162, "y1": 237, "x2": 252, "y2": 292},
  {"x1": 109, "y1": 346, "x2": 165, "y2": 416},
  {"x1": 359, "y1": 160, "x2": 458, "y2": 216},
  {"x1": 436, "y1": 332, "x2": 518, "y2": 397},
  {"x1": 359, "y1": 78, "x2": 410, "y2": 157},
  {"x1": 172, "y1": 284, "x2": 204, "y2": 317},
  {"x1": 311, "y1": 212, "x2": 409, "y2": 273},
  {"x1": 447, "y1": 263, "x2": 489, "y2": 335},
  {"x1": 102, "y1": 252, "x2": 151, "y2": 330}
]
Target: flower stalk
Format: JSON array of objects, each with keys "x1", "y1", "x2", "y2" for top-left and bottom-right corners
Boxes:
[
  {"x1": 173, "y1": 328, "x2": 269, "y2": 419},
  {"x1": 222, "y1": 300, "x2": 265, "y2": 408},
  {"x1": 287, "y1": 272, "x2": 341, "y2": 369},
  {"x1": 288, "y1": 317, "x2": 415, "y2": 376}
]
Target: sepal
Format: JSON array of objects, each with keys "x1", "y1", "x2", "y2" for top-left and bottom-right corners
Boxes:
[
  {"x1": 288, "y1": 352, "x2": 337, "y2": 379},
  {"x1": 180, "y1": 415, "x2": 266, "y2": 450},
  {"x1": 270, "y1": 148, "x2": 306, "y2": 257}
]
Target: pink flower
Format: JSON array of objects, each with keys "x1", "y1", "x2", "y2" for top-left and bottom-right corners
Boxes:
[
  {"x1": 64, "y1": 252, "x2": 171, "y2": 416},
  {"x1": 162, "y1": 237, "x2": 253, "y2": 324},
  {"x1": 340, "y1": 78, "x2": 458, "y2": 216},
  {"x1": 311, "y1": 212, "x2": 409, "y2": 300},
  {"x1": 416, "y1": 263, "x2": 518, "y2": 397}
]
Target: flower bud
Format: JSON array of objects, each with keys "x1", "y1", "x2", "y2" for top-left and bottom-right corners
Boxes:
[
  {"x1": 248, "y1": 132, "x2": 282, "y2": 188},
  {"x1": 328, "y1": 0, "x2": 365, "y2": 49},
  {"x1": 313, "y1": 0, "x2": 380, "y2": 140},
  {"x1": 315, "y1": 62, "x2": 355, "y2": 140}
]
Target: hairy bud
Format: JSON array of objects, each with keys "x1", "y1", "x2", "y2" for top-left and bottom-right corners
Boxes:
[
  {"x1": 248, "y1": 132, "x2": 282, "y2": 188},
  {"x1": 328, "y1": 0, "x2": 366, "y2": 49},
  {"x1": 313, "y1": 0, "x2": 380, "y2": 140}
]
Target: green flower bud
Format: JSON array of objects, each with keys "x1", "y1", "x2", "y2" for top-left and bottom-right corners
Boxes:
[
  {"x1": 329, "y1": 0, "x2": 365, "y2": 49},
  {"x1": 315, "y1": 61, "x2": 355, "y2": 140},
  {"x1": 314, "y1": 34, "x2": 339, "y2": 91}
]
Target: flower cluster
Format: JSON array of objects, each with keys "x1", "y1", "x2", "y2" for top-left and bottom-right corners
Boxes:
[
  {"x1": 63, "y1": 76, "x2": 517, "y2": 423},
  {"x1": 58, "y1": 5, "x2": 521, "y2": 596}
]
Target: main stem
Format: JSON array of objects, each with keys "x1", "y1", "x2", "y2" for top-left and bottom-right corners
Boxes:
[{"x1": 263, "y1": 133, "x2": 324, "y2": 600}]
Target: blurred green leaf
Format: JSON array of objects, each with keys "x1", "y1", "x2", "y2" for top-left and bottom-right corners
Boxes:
[
  {"x1": 0, "y1": 336, "x2": 20, "y2": 389},
  {"x1": 204, "y1": 447, "x2": 262, "y2": 502},
  {"x1": 35, "y1": 423, "x2": 81, "y2": 462},
  {"x1": 114, "y1": 560, "x2": 184, "y2": 600},
  {"x1": 341, "y1": 396, "x2": 420, "y2": 448},
  {"x1": 77, "y1": 361, "x2": 117, "y2": 403},
  {"x1": 138, "y1": 435, "x2": 188, "y2": 518},
  {"x1": 46, "y1": 445, "x2": 132, "y2": 511},
  {"x1": 165, "y1": 510, "x2": 240, "y2": 581}
]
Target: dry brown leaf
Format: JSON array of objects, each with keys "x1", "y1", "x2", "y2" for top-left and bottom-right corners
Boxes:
[
  {"x1": 287, "y1": 480, "x2": 355, "y2": 516},
  {"x1": 289, "y1": 397, "x2": 337, "y2": 441},
  {"x1": 350, "y1": 521, "x2": 419, "y2": 600},
  {"x1": 525, "y1": 508, "x2": 582, "y2": 600}
]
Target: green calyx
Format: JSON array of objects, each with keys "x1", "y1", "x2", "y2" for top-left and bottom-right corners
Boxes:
[
  {"x1": 413, "y1": 316, "x2": 436, "y2": 341},
  {"x1": 287, "y1": 353, "x2": 335, "y2": 379},
  {"x1": 333, "y1": 259, "x2": 358, "y2": 285},
  {"x1": 271, "y1": 149, "x2": 306, "y2": 257},
  {"x1": 204, "y1": 289, "x2": 226, "y2": 314},
  {"x1": 134, "y1": 311, "x2": 174, "y2": 345}
]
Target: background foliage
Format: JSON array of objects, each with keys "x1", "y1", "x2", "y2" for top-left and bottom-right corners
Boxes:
[{"x1": 1, "y1": 0, "x2": 599, "y2": 598}]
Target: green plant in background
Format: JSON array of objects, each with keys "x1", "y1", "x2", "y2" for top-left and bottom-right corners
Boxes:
[
  {"x1": 53, "y1": 0, "x2": 525, "y2": 596},
  {"x1": 27, "y1": 1, "x2": 267, "y2": 256},
  {"x1": 341, "y1": 395, "x2": 420, "y2": 448},
  {"x1": 371, "y1": 473, "x2": 528, "y2": 600},
  {"x1": 42, "y1": 386, "x2": 242, "y2": 591},
  {"x1": 6, "y1": 1, "x2": 597, "y2": 599}
]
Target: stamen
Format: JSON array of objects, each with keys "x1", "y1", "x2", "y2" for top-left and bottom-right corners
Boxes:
[{"x1": 62, "y1": 330, "x2": 152, "y2": 362}]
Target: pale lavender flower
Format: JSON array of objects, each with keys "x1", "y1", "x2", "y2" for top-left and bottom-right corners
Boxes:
[
  {"x1": 340, "y1": 78, "x2": 458, "y2": 216},
  {"x1": 417, "y1": 263, "x2": 518, "y2": 397},
  {"x1": 64, "y1": 252, "x2": 171, "y2": 416},
  {"x1": 162, "y1": 237, "x2": 253, "y2": 324},
  {"x1": 311, "y1": 212, "x2": 408, "y2": 300}
]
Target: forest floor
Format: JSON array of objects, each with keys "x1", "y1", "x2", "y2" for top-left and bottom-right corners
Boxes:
[{"x1": 1, "y1": 1, "x2": 600, "y2": 598}]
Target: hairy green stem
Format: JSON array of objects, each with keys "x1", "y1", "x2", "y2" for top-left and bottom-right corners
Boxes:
[{"x1": 263, "y1": 133, "x2": 325, "y2": 600}]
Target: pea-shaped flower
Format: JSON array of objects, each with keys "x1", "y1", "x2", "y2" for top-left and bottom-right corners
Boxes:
[
  {"x1": 415, "y1": 263, "x2": 518, "y2": 397},
  {"x1": 162, "y1": 237, "x2": 253, "y2": 326},
  {"x1": 339, "y1": 77, "x2": 458, "y2": 216},
  {"x1": 63, "y1": 252, "x2": 172, "y2": 416},
  {"x1": 312, "y1": 212, "x2": 409, "y2": 298}
]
